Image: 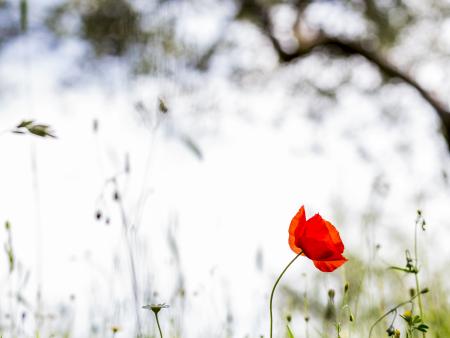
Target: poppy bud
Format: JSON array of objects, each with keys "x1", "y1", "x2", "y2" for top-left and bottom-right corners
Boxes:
[
  {"x1": 328, "y1": 289, "x2": 335, "y2": 300},
  {"x1": 344, "y1": 282, "x2": 349, "y2": 293}
]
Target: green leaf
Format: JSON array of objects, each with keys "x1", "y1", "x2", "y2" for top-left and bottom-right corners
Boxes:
[
  {"x1": 389, "y1": 266, "x2": 414, "y2": 273},
  {"x1": 29, "y1": 125, "x2": 56, "y2": 138},
  {"x1": 287, "y1": 325, "x2": 295, "y2": 338},
  {"x1": 412, "y1": 315, "x2": 422, "y2": 324},
  {"x1": 181, "y1": 135, "x2": 203, "y2": 160},
  {"x1": 417, "y1": 324, "x2": 429, "y2": 332},
  {"x1": 16, "y1": 120, "x2": 34, "y2": 128}
]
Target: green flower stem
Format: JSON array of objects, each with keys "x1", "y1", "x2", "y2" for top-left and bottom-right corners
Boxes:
[
  {"x1": 414, "y1": 218, "x2": 425, "y2": 338},
  {"x1": 154, "y1": 313, "x2": 163, "y2": 338},
  {"x1": 269, "y1": 251, "x2": 303, "y2": 338}
]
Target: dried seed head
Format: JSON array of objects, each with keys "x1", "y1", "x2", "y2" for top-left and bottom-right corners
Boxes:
[
  {"x1": 142, "y1": 303, "x2": 169, "y2": 315},
  {"x1": 386, "y1": 325, "x2": 395, "y2": 336}
]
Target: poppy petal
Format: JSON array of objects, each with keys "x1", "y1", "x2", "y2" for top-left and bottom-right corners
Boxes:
[
  {"x1": 313, "y1": 257, "x2": 347, "y2": 272},
  {"x1": 324, "y1": 220, "x2": 344, "y2": 254},
  {"x1": 288, "y1": 206, "x2": 306, "y2": 254},
  {"x1": 288, "y1": 234, "x2": 302, "y2": 254},
  {"x1": 297, "y1": 214, "x2": 343, "y2": 260},
  {"x1": 289, "y1": 206, "x2": 306, "y2": 236}
]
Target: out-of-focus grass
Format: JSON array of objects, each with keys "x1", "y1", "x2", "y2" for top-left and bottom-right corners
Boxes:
[
  {"x1": 1, "y1": 204, "x2": 449, "y2": 337},
  {"x1": 1, "y1": 245, "x2": 449, "y2": 337}
]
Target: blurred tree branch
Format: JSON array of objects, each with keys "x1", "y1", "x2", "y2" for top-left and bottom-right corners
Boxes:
[{"x1": 236, "y1": 0, "x2": 450, "y2": 150}]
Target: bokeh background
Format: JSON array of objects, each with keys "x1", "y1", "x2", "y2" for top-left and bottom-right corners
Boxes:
[{"x1": 1, "y1": 0, "x2": 450, "y2": 337}]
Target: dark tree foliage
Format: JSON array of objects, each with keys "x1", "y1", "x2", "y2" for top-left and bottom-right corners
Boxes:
[
  {"x1": 1, "y1": 0, "x2": 450, "y2": 149},
  {"x1": 46, "y1": 0, "x2": 142, "y2": 57},
  {"x1": 0, "y1": 1, "x2": 21, "y2": 46}
]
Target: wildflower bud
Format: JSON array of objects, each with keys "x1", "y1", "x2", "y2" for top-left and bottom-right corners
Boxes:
[
  {"x1": 349, "y1": 313, "x2": 354, "y2": 322},
  {"x1": 95, "y1": 210, "x2": 102, "y2": 220},
  {"x1": 421, "y1": 288, "x2": 429, "y2": 294},
  {"x1": 328, "y1": 289, "x2": 335, "y2": 300},
  {"x1": 402, "y1": 310, "x2": 412, "y2": 319},
  {"x1": 409, "y1": 288, "x2": 415, "y2": 297},
  {"x1": 286, "y1": 314, "x2": 292, "y2": 323},
  {"x1": 394, "y1": 329, "x2": 400, "y2": 338},
  {"x1": 304, "y1": 316, "x2": 309, "y2": 322},
  {"x1": 344, "y1": 282, "x2": 349, "y2": 293},
  {"x1": 417, "y1": 209, "x2": 422, "y2": 216}
]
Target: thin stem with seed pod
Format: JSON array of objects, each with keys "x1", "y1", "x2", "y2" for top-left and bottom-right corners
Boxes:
[
  {"x1": 369, "y1": 293, "x2": 421, "y2": 338},
  {"x1": 269, "y1": 251, "x2": 303, "y2": 338},
  {"x1": 414, "y1": 216, "x2": 425, "y2": 338}
]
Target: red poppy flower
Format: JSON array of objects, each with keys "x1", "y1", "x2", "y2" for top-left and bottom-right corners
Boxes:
[{"x1": 288, "y1": 205, "x2": 347, "y2": 272}]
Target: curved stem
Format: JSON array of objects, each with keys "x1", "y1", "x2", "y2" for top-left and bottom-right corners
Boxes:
[
  {"x1": 155, "y1": 313, "x2": 163, "y2": 338},
  {"x1": 269, "y1": 251, "x2": 303, "y2": 338},
  {"x1": 369, "y1": 293, "x2": 420, "y2": 338}
]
